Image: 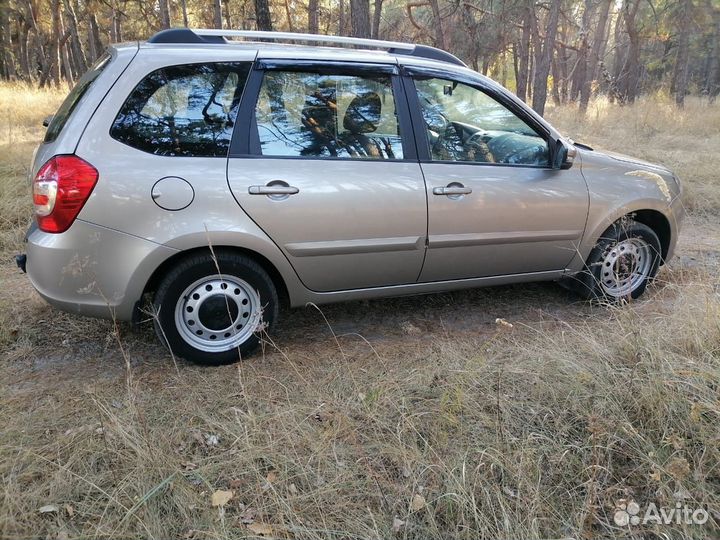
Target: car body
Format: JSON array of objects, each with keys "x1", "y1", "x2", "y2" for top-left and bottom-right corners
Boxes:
[{"x1": 20, "y1": 29, "x2": 684, "y2": 364}]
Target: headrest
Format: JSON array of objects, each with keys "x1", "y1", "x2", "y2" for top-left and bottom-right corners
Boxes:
[
  {"x1": 343, "y1": 92, "x2": 381, "y2": 134},
  {"x1": 301, "y1": 88, "x2": 338, "y2": 135}
]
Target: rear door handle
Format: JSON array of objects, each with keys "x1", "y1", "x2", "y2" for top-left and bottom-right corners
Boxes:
[
  {"x1": 248, "y1": 185, "x2": 299, "y2": 195},
  {"x1": 433, "y1": 185, "x2": 472, "y2": 196}
]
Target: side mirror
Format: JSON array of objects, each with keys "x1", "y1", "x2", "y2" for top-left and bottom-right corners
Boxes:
[
  {"x1": 42, "y1": 115, "x2": 54, "y2": 128},
  {"x1": 553, "y1": 139, "x2": 576, "y2": 170}
]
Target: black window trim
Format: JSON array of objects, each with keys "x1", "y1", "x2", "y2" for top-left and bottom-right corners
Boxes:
[
  {"x1": 228, "y1": 59, "x2": 418, "y2": 162},
  {"x1": 401, "y1": 65, "x2": 555, "y2": 169},
  {"x1": 109, "y1": 60, "x2": 253, "y2": 158},
  {"x1": 255, "y1": 58, "x2": 398, "y2": 75}
]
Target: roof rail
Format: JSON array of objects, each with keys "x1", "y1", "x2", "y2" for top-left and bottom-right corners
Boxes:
[{"x1": 147, "y1": 28, "x2": 467, "y2": 67}]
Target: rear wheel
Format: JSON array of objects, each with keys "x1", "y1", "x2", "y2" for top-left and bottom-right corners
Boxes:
[
  {"x1": 153, "y1": 251, "x2": 278, "y2": 365},
  {"x1": 574, "y1": 219, "x2": 662, "y2": 302}
]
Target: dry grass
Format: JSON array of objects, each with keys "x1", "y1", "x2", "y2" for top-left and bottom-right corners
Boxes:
[
  {"x1": 547, "y1": 95, "x2": 720, "y2": 215},
  {"x1": 0, "y1": 83, "x2": 67, "y2": 259},
  {"x1": 1, "y1": 85, "x2": 719, "y2": 539}
]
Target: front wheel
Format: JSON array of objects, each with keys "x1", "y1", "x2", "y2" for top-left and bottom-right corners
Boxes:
[
  {"x1": 153, "y1": 251, "x2": 278, "y2": 365},
  {"x1": 574, "y1": 219, "x2": 662, "y2": 302}
]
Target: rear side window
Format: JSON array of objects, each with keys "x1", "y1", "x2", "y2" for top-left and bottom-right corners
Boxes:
[
  {"x1": 44, "y1": 53, "x2": 111, "y2": 143},
  {"x1": 110, "y1": 62, "x2": 251, "y2": 157},
  {"x1": 254, "y1": 70, "x2": 404, "y2": 160}
]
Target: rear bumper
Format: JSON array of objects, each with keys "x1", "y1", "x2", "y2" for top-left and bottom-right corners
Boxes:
[{"x1": 26, "y1": 219, "x2": 177, "y2": 321}]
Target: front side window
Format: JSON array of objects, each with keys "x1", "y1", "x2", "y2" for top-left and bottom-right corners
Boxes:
[
  {"x1": 254, "y1": 70, "x2": 404, "y2": 160},
  {"x1": 413, "y1": 77, "x2": 549, "y2": 166},
  {"x1": 111, "y1": 62, "x2": 251, "y2": 157}
]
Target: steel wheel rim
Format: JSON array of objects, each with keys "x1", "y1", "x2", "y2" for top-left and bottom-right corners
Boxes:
[
  {"x1": 174, "y1": 275, "x2": 261, "y2": 353},
  {"x1": 599, "y1": 238, "x2": 653, "y2": 298}
]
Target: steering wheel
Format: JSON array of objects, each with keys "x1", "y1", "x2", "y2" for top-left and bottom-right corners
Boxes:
[{"x1": 466, "y1": 130, "x2": 495, "y2": 163}]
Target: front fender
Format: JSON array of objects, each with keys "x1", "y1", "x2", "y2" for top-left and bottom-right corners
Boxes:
[{"x1": 565, "y1": 148, "x2": 683, "y2": 273}]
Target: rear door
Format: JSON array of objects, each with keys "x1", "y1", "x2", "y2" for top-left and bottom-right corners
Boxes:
[{"x1": 227, "y1": 60, "x2": 427, "y2": 292}]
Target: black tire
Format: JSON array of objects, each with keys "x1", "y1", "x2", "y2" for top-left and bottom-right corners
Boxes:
[
  {"x1": 153, "y1": 250, "x2": 278, "y2": 366},
  {"x1": 571, "y1": 219, "x2": 662, "y2": 302}
]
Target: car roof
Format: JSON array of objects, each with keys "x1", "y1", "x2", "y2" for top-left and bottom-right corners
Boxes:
[
  {"x1": 131, "y1": 31, "x2": 505, "y2": 105},
  {"x1": 141, "y1": 29, "x2": 467, "y2": 70}
]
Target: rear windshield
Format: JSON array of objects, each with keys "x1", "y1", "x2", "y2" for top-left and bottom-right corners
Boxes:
[{"x1": 44, "y1": 53, "x2": 111, "y2": 143}]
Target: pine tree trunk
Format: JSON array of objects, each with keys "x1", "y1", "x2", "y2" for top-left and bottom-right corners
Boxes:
[
  {"x1": 159, "y1": 0, "x2": 171, "y2": 29},
  {"x1": 180, "y1": 0, "x2": 189, "y2": 26},
  {"x1": 556, "y1": 25, "x2": 569, "y2": 102},
  {"x1": 50, "y1": 0, "x2": 61, "y2": 85},
  {"x1": 614, "y1": 0, "x2": 641, "y2": 103},
  {"x1": 624, "y1": 5, "x2": 641, "y2": 103},
  {"x1": 59, "y1": 11, "x2": 73, "y2": 82},
  {"x1": 88, "y1": 12, "x2": 102, "y2": 61},
  {"x1": 65, "y1": 0, "x2": 87, "y2": 73},
  {"x1": 224, "y1": 0, "x2": 232, "y2": 28},
  {"x1": 551, "y1": 53, "x2": 561, "y2": 106},
  {"x1": 18, "y1": 23, "x2": 31, "y2": 79},
  {"x1": 611, "y1": 1, "x2": 627, "y2": 103},
  {"x1": 706, "y1": 7, "x2": 720, "y2": 100},
  {"x1": 571, "y1": 0, "x2": 593, "y2": 101},
  {"x1": 673, "y1": 0, "x2": 692, "y2": 106},
  {"x1": 350, "y1": 0, "x2": 371, "y2": 38},
  {"x1": 516, "y1": 3, "x2": 532, "y2": 102},
  {"x1": 109, "y1": 0, "x2": 119, "y2": 42},
  {"x1": 527, "y1": 38, "x2": 534, "y2": 102},
  {"x1": 339, "y1": 0, "x2": 346, "y2": 34},
  {"x1": 0, "y1": 0, "x2": 16, "y2": 79},
  {"x1": 427, "y1": 0, "x2": 445, "y2": 48},
  {"x1": 255, "y1": 0, "x2": 273, "y2": 30},
  {"x1": 23, "y1": 0, "x2": 47, "y2": 82},
  {"x1": 213, "y1": 0, "x2": 223, "y2": 29},
  {"x1": 579, "y1": 0, "x2": 611, "y2": 112},
  {"x1": 308, "y1": 0, "x2": 318, "y2": 33},
  {"x1": 512, "y1": 43, "x2": 520, "y2": 94},
  {"x1": 371, "y1": 0, "x2": 383, "y2": 39},
  {"x1": 531, "y1": 0, "x2": 561, "y2": 115}
]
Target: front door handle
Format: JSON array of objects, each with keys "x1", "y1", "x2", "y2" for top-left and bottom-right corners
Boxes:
[
  {"x1": 248, "y1": 184, "x2": 299, "y2": 196},
  {"x1": 432, "y1": 184, "x2": 472, "y2": 196}
]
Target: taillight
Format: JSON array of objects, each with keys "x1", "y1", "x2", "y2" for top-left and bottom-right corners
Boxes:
[{"x1": 33, "y1": 155, "x2": 98, "y2": 233}]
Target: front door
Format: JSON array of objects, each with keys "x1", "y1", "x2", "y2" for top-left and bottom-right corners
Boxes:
[
  {"x1": 227, "y1": 62, "x2": 427, "y2": 292},
  {"x1": 406, "y1": 71, "x2": 589, "y2": 282}
]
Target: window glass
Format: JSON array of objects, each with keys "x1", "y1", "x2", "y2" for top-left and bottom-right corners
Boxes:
[
  {"x1": 254, "y1": 70, "x2": 403, "y2": 159},
  {"x1": 414, "y1": 77, "x2": 549, "y2": 166},
  {"x1": 110, "y1": 62, "x2": 251, "y2": 157},
  {"x1": 45, "y1": 53, "x2": 111, "y2": 143}
]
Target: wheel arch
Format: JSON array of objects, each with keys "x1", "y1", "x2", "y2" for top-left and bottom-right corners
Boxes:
[
  {"x1": 574, "y1": 201, "x2": 674, "y2": 272},
  {"x1": 629, "y1": 209, "x2": 672, "y2": 261},
  {"x1": 135, "y1": 245, "x2": 291, "y2": 323},
  {"x1": 562, "y1": 206, "x2": 672, "y2": 298}
]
